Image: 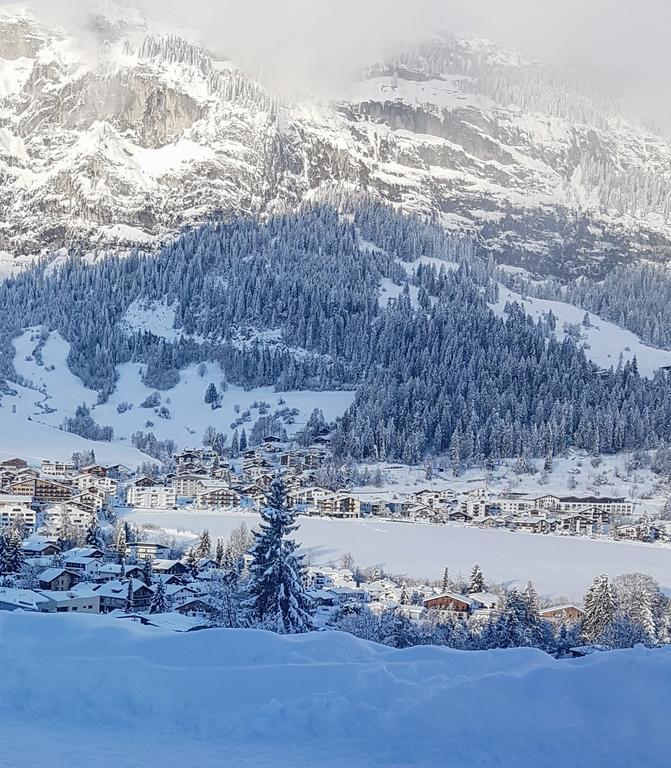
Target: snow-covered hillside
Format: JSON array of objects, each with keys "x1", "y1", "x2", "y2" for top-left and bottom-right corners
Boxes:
[
  {"x1": 2, "y1": 4, "x2": 671, "y2": 276},
  {"x1": 1, "y1": 327, "x2": 354, "y2": 463},
  {"x1": 0, "y1": 611, "x2": 668, "y2": 768},
  {"x1": 491, "y1": 284, "x2": 671, "y2": 376}
]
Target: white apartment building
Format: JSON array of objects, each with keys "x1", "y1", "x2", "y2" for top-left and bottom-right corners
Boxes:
[
  {"x1": 126, "y1": 485, "x2": 177, "y2": 509},
  {"x1": 0, "y1": 496, "x2": 37, "y2": 531}
]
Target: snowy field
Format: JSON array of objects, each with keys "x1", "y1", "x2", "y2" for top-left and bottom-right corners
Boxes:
[
  {"x1": 2, "y1": 327, "x2": 354, "y2": 463},
  {"x1": 126, "y1": 509, "x2": 671, "y2": 600},
  {"x1": 0, "y1": 611, "x2": 668, "y2": 768},
  {"x1": 491, "y1": 284, "x2": 671, "y2": 377}
]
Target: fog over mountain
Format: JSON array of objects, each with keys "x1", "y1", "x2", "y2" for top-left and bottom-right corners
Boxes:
[{"x1": 2, "y1": 0, "x2": 669, "y2": 129}]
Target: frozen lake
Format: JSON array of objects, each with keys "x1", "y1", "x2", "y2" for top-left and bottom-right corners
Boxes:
[{"x1": 125, "y1": 509, "x2": 671, "y2": 600}]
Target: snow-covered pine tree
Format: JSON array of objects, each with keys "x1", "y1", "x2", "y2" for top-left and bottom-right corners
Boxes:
[
  {"x1": 468, "y1": 564, "x2": 485, "y2": 594},
  {"x1": 582, "y1": 574, "x2": 615, "y2": 642},
  {"x1": 124, "y1": 580, "x2": 135, "y2": 612},
  {"x1": 142, "y1": 558, "x2": 154, "y2": 586},
  {"x1": 211, "y1": 573, "x2": 247, "y2": 628},
  {"x1": 149, "y1": 579, "x2": 170, "y2": 614},
  {"x1": 245, "y1": 475, "x2": 315, "y2": 634},
  {"x1": 85, "y1": 512, "x2": 103, "y2": 549},
  {"x1": 0, "y1": 529, "x2": 25, "y2": 575},
  {"x1": 184, "y1": 548, "x2": 199, "y2": 576},
  {"x1": 197, "y1": 530, "x2": 212, "y2": 559},
  {"x1": 441, "y1": 567, "x2": 450, "y2": 593},
  {"x1": 215, "y1": 538, "x2": 225, "y2": 566},
  {"x1": 204, "y1": 383, "x2": 219, "y2": 405},
  {"x1": 115, "y1": 524, "x2": 129, "y2": 564}
]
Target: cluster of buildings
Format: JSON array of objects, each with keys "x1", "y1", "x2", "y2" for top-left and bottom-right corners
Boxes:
[
  {"x1": 0, "y1": 457, "x2": 127, "y2": 536},
  {"x1": 0, "y1": 536, "x2": 220, "y2": 621},
  {"x1": 125, "y1": 439, "x2": 344, "y2": 514}
]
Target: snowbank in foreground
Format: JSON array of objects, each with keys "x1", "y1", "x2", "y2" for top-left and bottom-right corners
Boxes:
[{"x1": 0, "y1": 613, "x2": 668, "y2": 768}]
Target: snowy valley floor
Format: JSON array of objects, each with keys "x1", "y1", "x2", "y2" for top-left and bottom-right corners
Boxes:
[
  {"x1": 126, "y1": 510, "x2": 671, "y2": 600},
  {"x1": 0, "y1": 612, "x2": 669, "y2": 768}
]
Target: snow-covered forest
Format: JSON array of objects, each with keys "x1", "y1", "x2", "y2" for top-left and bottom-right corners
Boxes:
[{"x1": 1, "y1": 202, "x2": 671, "y2": 465}]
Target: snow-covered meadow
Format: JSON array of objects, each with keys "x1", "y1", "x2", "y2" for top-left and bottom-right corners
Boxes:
[
  {"x1": 2, "y1": 327, "x2": 354, "y2": 463},
  {"x1": 125, "y1": 509, "x2": 671, "y2": 600},
  {"x1": 0, "y1": 611, "x2": 668, "y2": 768}
]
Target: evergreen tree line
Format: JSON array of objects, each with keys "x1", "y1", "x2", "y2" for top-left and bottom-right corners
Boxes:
[{"x1": 502, "y1": 262, "x2": 671, "y2": 350}]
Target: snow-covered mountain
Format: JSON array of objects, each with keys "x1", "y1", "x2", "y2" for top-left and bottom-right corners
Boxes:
[{"x1": 3, "y1": 2, "x2": 671, "y2": 277}]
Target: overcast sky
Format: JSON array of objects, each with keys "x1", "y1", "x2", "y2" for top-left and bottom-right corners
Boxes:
[{"x1": 3, "y1": 0, "x2": 669, "y2": 127}]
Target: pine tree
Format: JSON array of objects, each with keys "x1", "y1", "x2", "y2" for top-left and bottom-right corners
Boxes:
[
  {"x1": 239, "y1": 429, "x2": 248, "y2": 452},
  {"x1": 245, "y1": 475, "x2": 315, "y2": 634},
  {"x1": 197, "y1": 529, "x2": 212, "y2": 559},
  {"x1": 204, "y1": 383, "x2": 219, "y2": 405},
  {"x1": 582, "y1": 574, "x2": 615, "y2": 642},
  {"x1": 215, "y1": 538, "x2": 225, "y2": 566},
  {"x1": 468, "y1": 564, "x2": 485, "y2": 594},
  {"x1": 115, "y1": 524, "x2": 128, "y2": 564},
  {"x1": 85, "y1": 512, "x2": 103, "y2": 549},
  {"x1": 142, "y1": 558, "x2": 154, "y2": 586},
  {"x1": 400, "y1": 584, "x2": 409, "y2": 605},
  {"x1": 124, "y1": 580, "x2": 135, "y2": 612},
  {"x1": 184, "y1": 547, "x2": 199, "y2": 576},
  {"x1": 149, "y1": 579, "x2": 170, "y2": 614},
  {"x1": 441, "y1": 567, "x2": 450, "y2": 593},
  {"x1": 0, "y1": 529, "x2": 25, "y2": 575}
]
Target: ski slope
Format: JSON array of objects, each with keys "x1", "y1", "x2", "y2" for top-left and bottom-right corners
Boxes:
[
  {"x1": 0, "y1": 611, "x2": 668, "y2": 768},
  {"x1": 491, "y1": 284, "x2": 671, "y2": 377},
  {"x1": 125, "y1": 509, "x2": 671, "y2": 600}
]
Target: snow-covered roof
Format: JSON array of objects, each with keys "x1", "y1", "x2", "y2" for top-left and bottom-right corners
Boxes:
[
  {"x1": 38, "y1": 568, "x2": 71, "y2": 582},
  {"x1": 0, "y1": 588, "x2": 50, "y2": 609}
]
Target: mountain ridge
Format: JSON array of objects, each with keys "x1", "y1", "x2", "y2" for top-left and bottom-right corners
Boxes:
[{"x1": 2, "y1": 4, "x2": 671, "y2": 278}]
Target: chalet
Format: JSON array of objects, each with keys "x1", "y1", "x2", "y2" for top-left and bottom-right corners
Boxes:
[
  {"x1": 106, "y1": 464, "x2": 133, "y2": 478},
  {"x1": 174, "y1": 597, "x2": 214, "y2": 618},
  {"x1": 10, "y1": 477, "x2": 72, "y2": 505},
  {"x1": 165, "y1": 584, "x2": 199, "y2": 606},
  {"x1": 94, "y1": 564, "x2": 144, "y2": 583},
  {"x1": 540, "y1": 604, "x2": 585, "y2": 622},
  {"x1": 558, "y1": 512, "x2": 597, "y2": 535},
  {"x1": 152, "y1": 559, "x2": 190, "y2": 576},
  {"x1": 423, "y1": 592, "x2": 473, "y2": 614},
  {"x1": 313, "y1": 492, "x2": 360, "y2": 519},
  {"x1": 615, "y1": 523, "x2": 640, "y2": 540},
  {"x1": 45, "y1": 502, "x2": 93, "y2": 532},
  {"x1": 62, "y1": 547, "x2": 104, "y2": 577},
  {"x1": 447, "y1": 510, "x2": 473, "y2": 524},
  {"x1": 469, "y1": 592, "x2": 499, "y2": 612},
  {"x1": 80, "y1": 464, "x2": 108, "y2": 478},
  {"x1": 195, "y1": 484, "x2": 241, "y2": 509},
  {"x1": 94, "y1": 579, "x2": 153, "y2": 612},
  {"x1": 131, "y1": 476, "x2": 158, "y2": 489},
  {"x1": 22, "y1": 537, "x2": 60, "y2": 557},
  {"x1": 38, "y1": 568, "x2": 79, "y2": 591}
]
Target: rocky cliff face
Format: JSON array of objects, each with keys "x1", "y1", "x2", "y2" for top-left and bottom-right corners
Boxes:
[{"x1": 2, "y1": 5, "x2": 671, "y2": 278}]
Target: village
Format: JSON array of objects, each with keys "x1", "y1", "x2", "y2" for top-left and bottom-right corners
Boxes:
[
  {"x1": 0, "y1": 435, "x2": 664, "y2": 551},
  {"x1": 0, "y1": 436, "x2": 664, "y2": 641}
]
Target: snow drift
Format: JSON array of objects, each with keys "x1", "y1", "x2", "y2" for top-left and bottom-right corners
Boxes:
[{"x1": 0, "y1": 612, "x2": 668, "y2": 767}]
